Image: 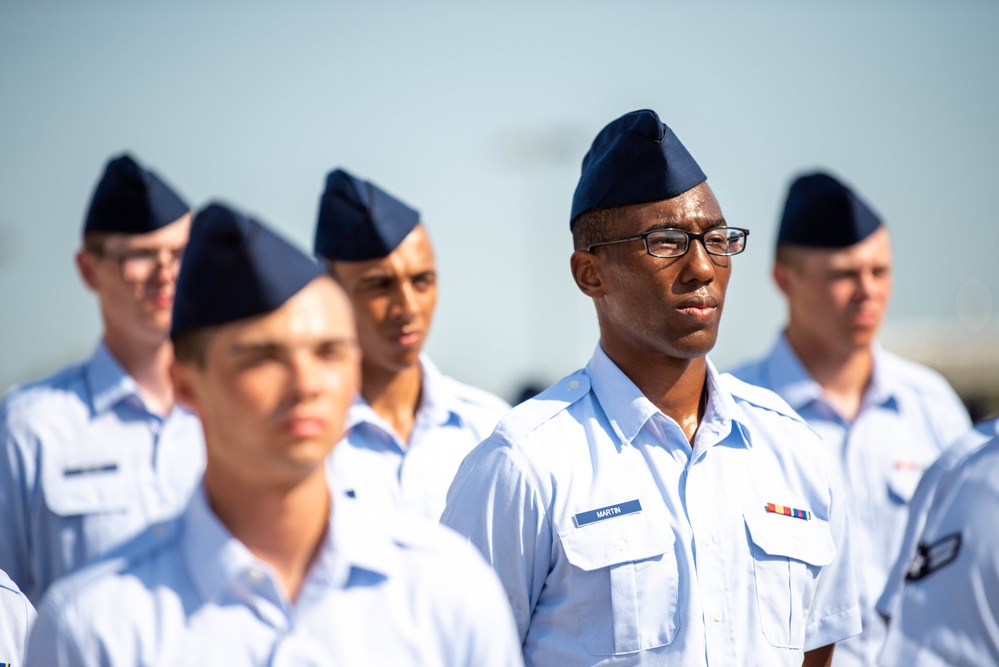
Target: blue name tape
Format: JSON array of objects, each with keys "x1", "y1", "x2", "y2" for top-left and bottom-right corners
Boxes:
[
  {"x1": 574, "y1": 499, "x2": 642, "y2": 527},
  {"x1": 63, "y1": 463, "x2": 119, "y2": 477}
]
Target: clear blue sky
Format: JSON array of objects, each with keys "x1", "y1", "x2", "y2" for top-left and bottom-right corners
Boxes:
[{"x1": 2, "y1": 1, "x2": 997, "y2": 400}]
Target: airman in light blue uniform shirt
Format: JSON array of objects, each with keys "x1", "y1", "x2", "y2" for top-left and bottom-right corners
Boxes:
[
  {"x1": 28, "y1": 487, "x2": 521, "y2": 666},
  {"x1": 314, "y1": 168, "x2": 509, "y2": 520},
  {"x1": 26, "y1": 202, "x2": 522, "y2": 666},
  {"x1": 0, "y1": 154, "x2": 205, "y2": 602},
  {"x1": 878, "y1": 417, "x2": 999, "y2": 667},
  {"x1": 330, "y1": 354, "x2": 510, "y2": 519},
  {"x1": 730, "y1": 172, "x2": 971, "y2": 666},
  {"x1": 443, "y1": 110, "x2": 862, "y2": 666},
  {"x1": 445, "y1": 347, "x2": 861, "y2": 666},
  {"x1": 0, "y1": 568, "x2": 34, "y2": 666},
  {"x1": 876, "y1": 418, "x2": 998, "y2": 623}
]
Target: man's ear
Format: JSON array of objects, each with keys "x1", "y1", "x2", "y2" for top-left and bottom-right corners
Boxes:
[
  {"x1": 170, "y1": 361, "x2": 202, "y2": 417},
  {"x1": 570, "y1": 250, "x2": 606, "y2": 299},
  {"x1": 772, "y1": 262, "x2": 793, "y2": 298},
  {"x1": 75, "y1": 249, "x2": 99, "y2": 292}
]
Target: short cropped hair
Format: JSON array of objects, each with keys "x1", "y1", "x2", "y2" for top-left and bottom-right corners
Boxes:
[
  {"x1": 82, "y1": 232, "x2": 109, "y2": 255},
  {"x1": 572, "y1": 207, "x2": 623, "y2": 252},
  {"x1": 171, "y1": 327, "x2": 216, "y2": 367},
  {"x1": 774, "y1": 243, "x2": 807, "y2": 271}
]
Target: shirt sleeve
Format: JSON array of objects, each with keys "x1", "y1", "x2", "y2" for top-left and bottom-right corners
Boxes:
[
  {"x1": 0, "y1": 405, "x2": 36, "y2": 597},
  {"x1": 441, "y1": 437, "x2": 551, "y2": 644},
  {"x1": 444, "y1": 540, "x2": 526, "y2": 667},
  {"x1": 804, "y1": 459, "x2": 864, "y2": 651},
  {"x1": 24, "y1": 596, "x2": 93, "y2": 667}
]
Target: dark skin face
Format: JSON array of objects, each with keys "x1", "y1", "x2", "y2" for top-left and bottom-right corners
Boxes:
[
  {"x1": 330, "y1": 225, "x2": 437, "y2": 377},
  {"x1": 570, "y1": 182, "x2": 731, "y2": 439}
]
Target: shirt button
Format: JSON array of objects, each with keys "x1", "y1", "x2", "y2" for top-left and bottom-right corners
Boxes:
[
  {"x1": 703, "y1": 536, "x2": 713, "y2": 548},
  {"x1": 792, "y1": 537, "x2": 802, "y2": 550},
  {"x1": 163, "y1": 491, "x2": 177, "y2": 507},
  {"x1": 247, "y1": 568, "x2": 264, "y2": 582},
  {"x1": 568, "y1": 380, "x2": 580, "y2": 390},
  {"x1": 615, "y1": 537, "x2": 628, "y2": 551},
  {"x1": 713, "y1": 609, "x2": 724, "y2": 622}
]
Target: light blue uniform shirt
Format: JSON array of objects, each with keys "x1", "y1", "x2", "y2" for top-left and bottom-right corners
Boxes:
[
  {"x1": 327, "y1": 355, "x2": 510, "y2": 520},
  {"x1": 0, "y1": 568, "x2": 35, "y2": 666},
  {"x1": 731, "y1": 335, "x2": 971, "y2": 667},
  {"x1": 0, "y1": 342, "x2": 205, "y2": 602},
  {"x1": 878, "y1": 417, "x2": 999, "y2": 667},
  {"x1": 442, "y1": 344, "x2": 861, "y2": 667},
  {"x1": 26, "y1": 484, "x2": 525, "y2": 667},
  {"x1": 876, "y1": 418, "x2": 997, "y2": 621}
]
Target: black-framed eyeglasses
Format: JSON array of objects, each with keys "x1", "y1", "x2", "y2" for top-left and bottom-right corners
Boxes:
[{"x1": 587, "y1": 226, "x2": 750, "y2": 258}]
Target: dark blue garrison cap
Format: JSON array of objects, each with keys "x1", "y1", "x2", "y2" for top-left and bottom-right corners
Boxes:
[
  {"x1": 84, "y1": 153, "x2": 189, "y2": 235},
  {"x1": 570, "y1": 109, "x2": 707, "y2": 228},
  {"x1": 778, "y1": 172, "x2": 882, "y2": 248},
  {"x1": 171, "y1": 203, "x2": 324, "y2": 336},
  {"x1": 314, "y1": 168, "x2": 420, "y2": 261}
]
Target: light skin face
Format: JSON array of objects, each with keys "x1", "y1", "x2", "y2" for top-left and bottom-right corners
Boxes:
[
  {"x1": 172, "y1": 277, "x2": 360, "y2": 492},
  {"x1": 572, "y1": 182, "x2": 732, "y2": 367},
  {"x1": 76, "y1": 213, "x2": 192, "y2": 348},
  {"x1": 775, "y1": 226, "x2": 892, "y2": 358},
  {"x1": 330, "y1": 224, "x2": 437, "y2": 375}
]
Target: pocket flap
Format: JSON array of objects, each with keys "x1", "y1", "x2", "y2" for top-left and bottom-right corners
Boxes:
[
  {"x1": 42, "y1": 462, "x2": 130, "y2": 516},
  {"x1": 744, "y1": 511, "x2": 836, "y2": 566},
  {"x1": 560, "y1": 511, "x2": 675, "y2": 571}
]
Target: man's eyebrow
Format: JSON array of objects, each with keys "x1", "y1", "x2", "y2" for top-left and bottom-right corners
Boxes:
[
  {"x1": 357, "y1": 270, "x2": 394, "y2": 282},
  {"x1": 642, "y1": 218, "x2": 727, "y2": 232},
  {"x1": 229, "y1": 341, "x2": 284, "y2": 355}
]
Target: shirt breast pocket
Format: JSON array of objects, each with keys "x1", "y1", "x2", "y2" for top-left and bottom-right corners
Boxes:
[
  {"x1": 744, "y1": 512, "x2": 836, "y2": 649},
  {"x1": 558, "y1": 512, "x2": 679, "y2": 656},
  {"x1": 41, "y1": 456, "x2": 133, "y2": 562},
  {"x1": 42, "y1": 462, "x2": 131, "y2": 517}
]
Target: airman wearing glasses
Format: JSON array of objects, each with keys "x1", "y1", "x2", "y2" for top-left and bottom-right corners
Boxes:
[
  {"x1": 442, "y1": 109, "x2": 862, "y2": 666},
  {"x1": 0, "y1": 154, "x2": 205, "y2": 603}
]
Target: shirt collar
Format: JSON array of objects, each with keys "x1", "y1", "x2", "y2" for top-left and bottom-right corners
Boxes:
[
  {"x1": 344, "y1": 354, "x2": 462, "y2": 433},
  {"x1": 85, "y1": 341, "x2": 143, "y2": 415},
  {"x1": 416, "y1": 354, "x2": 463, "y2": 428},
  {"x1": 862, "y1": 343, "x2": 897, "y2": 409},
  {"x1": 694, "y1": 358, "x2": 739, "y2": 450},
  {"x1": 765, "y1": 334, "x2": 897, "y2": 411},
  {"x1": 326, "y1": 497, "x2": 400, "y2": 587},
  {"x1": 761, "y1": 333, "x2": 826, "y2": 411},
  {"x1": 586, "y1": 344, "x2": 660, "y2": 445},
  {"x1": 181, "y1": 484, "x2": 262, "y2": 604},
  {"x1": 586, "y1": 344, "x2": 740, "y2": 453}
]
